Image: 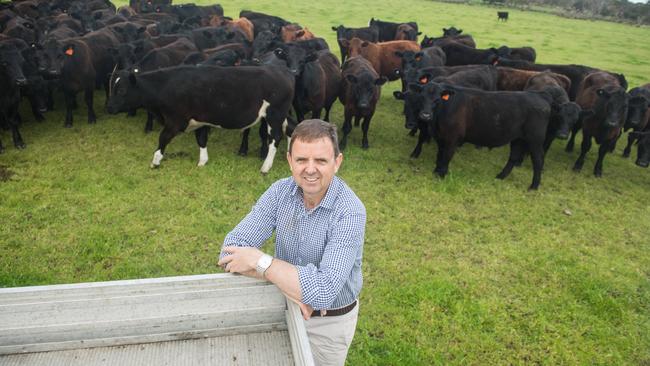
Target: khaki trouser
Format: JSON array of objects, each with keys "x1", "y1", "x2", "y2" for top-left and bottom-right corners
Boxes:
[{"x1": 303, "y1": 301, "x2": 360, "y2": 366}]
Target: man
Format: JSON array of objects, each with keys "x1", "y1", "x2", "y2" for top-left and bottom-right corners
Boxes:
[{"x1": 218, "y1": 119, "x2": 366, "y2": 366}]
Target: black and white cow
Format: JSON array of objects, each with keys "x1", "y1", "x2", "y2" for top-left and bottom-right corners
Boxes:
[{"x1": 106, "y1": 65, "x2": 295, "y2": 173}]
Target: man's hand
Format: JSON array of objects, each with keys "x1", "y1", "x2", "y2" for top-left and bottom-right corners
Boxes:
[
  {"x1": 298, "y1": 302, "x2": 315, "y2": 320},
  {"x1": 218, "y1": 246, "x2": 263, "y2": 274}
]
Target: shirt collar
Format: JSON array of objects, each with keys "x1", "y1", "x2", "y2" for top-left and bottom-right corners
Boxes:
[{"x1": 289, "y1": 176, "x2": 340, "y2": 211}]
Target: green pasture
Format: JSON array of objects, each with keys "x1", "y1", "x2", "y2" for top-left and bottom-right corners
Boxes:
[{"x1": 1, "y1": 0, "x2": 649, "y2": 364}]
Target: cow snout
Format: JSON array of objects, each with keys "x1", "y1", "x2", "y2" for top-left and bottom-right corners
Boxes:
[
  {"x1": 555, "y1": 130, "x2": 569, "y2": 140},
  {"x1": 48, "y1": 70, "x2": 61, "y2": 76},
  {"x1": 358, "y1": 102, "x2": 369, "y2": 109},
  {"x1": 15, "y1": 78, "x2": 28, "y2": 86},
  {"x1": 419, "y1": 111, "x2": 432, "y2": 121}
]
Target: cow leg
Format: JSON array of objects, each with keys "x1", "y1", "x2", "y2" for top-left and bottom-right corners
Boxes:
[
  {"x1": 622, "y1": 133, "x2": 636, "y2": 158},
  {"x1": 593, "y1": 140, "x2": 612, "y2": 177},
  {"x1": 10, "y1": 113, "x2": 26, "y2": 150},
  {"x1": 63, "y1": 90, "x2": 76, "y2": 128},
  {"x1": 339, "y1": 109, "x2": 353, "y2": 151},
  {"x1": 434, "y1": 139, "x2": 455, "y2": 178},
  {"x1": 497, "y1": 140, "x2": 525, "y2": 180},
  {"x1": 260, "y1": 122, "x2": 282, "y2": 174},
  {"x1": 84, "y1": 88, "x2": 96, "y2": 124},
  {"x1": 410, "y1": 126, "x2": 428, "y2": 158},
  {"x1": 528, "y1": 144, "x2": 545, "y2": 190},
  {"x1": 151, "y1": 124, "x2": 181, "y2": 168},
  {"x1": 238, "y1": 128, "x2": 250, "y2": 156},
  {"x1": 195, "y1": 126, "x2": 209, "y2": 166},
  {"x1": 565, "y1": 123, "x2": 581, "y2": 152},
  {"x1": 573, "y1": 133, "x2": 592, "y2": 172},
  {"x1": 324, "y1": 105, "x2": 332, "y2": 122},
  {"x1": 259, "y1": 120, "x2": 269, "y2": 159},
  {"x1": 361, "y1": 113, "x2": 373, "y2": 149}
]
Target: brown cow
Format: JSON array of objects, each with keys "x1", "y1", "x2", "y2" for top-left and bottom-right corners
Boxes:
[
  {"x1": 281, "y1": 24, "x2": 315, "y2": 42},
  {"x1": 223, "y1": 18, "x2": 255, "y2": 42},
  {"x1": 573, "y1": 71, "x2": 629, "y2": 176},
  {"x1": 496, "y1": 67, "x2": 570, "y2": 94},
  {"x1": 342, "y1": 37, "x2": 419, "y2": 81}
]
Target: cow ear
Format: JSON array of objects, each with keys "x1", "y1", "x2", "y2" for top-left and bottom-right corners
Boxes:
[
  {"x1": 415, "y1": 51, "x2": 424, "y2": 61},
  {"x1": 394, "y1": 51, "x2": 404, "y2": 58},
  {"x1": 393, "y1": 90, "x2": 405, "y2": 100},
  {"x1": 63, "y1": 44, "x2": 75, "y2": 56},
  {"x1": 331, "y1": 26, "x2": 338, "y2": 31},
  {"x1": 361, "y1": 41, "x2": 369, "y2": 47},
  {"x1": 345, "y1": 74, "x2": 358, "y2": 83},
  {"x1": 296, "y1": 30, "x2": 305, "y2": 38},
  {"x1": 138, "y1": 26, "x2": 146, "y2": 34},
  {"x1": 442, "y1": 28, "x2": 448, "y2": 33},
  {"x1": 375, "y1": 77, "x2": 388, "y2": 86},
  {"x1": 417, "y1": 31, "x2": 422, "y2": 35},
  {"x1": 458, "y1": 29, "x2": 463, "y2": 34}
]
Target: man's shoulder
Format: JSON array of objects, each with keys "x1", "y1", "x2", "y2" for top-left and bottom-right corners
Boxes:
[{"x1": 333, "y1": 177, "x2": 366, "y2": 216}]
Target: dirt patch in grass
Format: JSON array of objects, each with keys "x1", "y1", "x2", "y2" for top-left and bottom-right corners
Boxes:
[{"x1": 0, "y1": 165, "x2": 14, "y2": 182}]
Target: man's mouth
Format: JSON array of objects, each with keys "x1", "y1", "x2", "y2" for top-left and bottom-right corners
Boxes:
[{"x1": 304, "y1": 176, "x2": 319, "y2": 182}]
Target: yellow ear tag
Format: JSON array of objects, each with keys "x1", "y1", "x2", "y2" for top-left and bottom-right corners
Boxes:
[
  {"x1": 419, "y1": 76, "x2": 428, "y2": 84},
  {"x1": 65, "y1": 48, "x2": 74, "y2": 56},
  {"x1": 441, "y1": 94, "x2": 450, "y2": 101}
]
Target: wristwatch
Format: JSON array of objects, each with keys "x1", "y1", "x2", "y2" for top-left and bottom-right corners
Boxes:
[{"x1": 256, "y1": 254, "x2": 273, "y2": 277}]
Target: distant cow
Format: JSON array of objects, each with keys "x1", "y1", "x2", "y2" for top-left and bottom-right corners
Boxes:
[
  {"x1": 338, "y1": 56, "x2": 387, "y2": 150},
  {"x1": 342, "y1": 37, "x2": 420, "y2": 81},
  {"x1": 107, "y1": 65, "x2": 295, "y2": 173},
  {"x1": 406, "y1": 81, "x2": 552, "y2": 190},
  {"x1": 622, "y1": 84, "x2": 650, "y2": 158},
  {"x1": 572, "y1": 71, "x2": 629, "y2": 177},
  {"x1": 498, "y1": 12, "x2": 509, "y2": 21}
]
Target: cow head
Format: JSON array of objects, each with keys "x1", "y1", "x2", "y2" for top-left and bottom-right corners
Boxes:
[
  {"x1": 345, "y1": 37, "x2": 370, "y2": 58},
  {"x1": 0, "y1": 43, "x2": 28, "y2": 86},
  {"x1": 107, "y1": 70, "x2": 139, "y2": 115},
  {"x1": 345, "y1": 73, "x2": 386, "y2": 110},
  {"x1": 395, "y1": 24, "x2": 420, "y2": 41},
  {"x1": 272, "y1": 44, "x2": 314, "y2": 76},
  {"x1": 252, "y1": 30, "x2": 280, "y2": 58},
  {"x1": 420, "y1": 35, "x2": 434, "y2": 48},
  {"x1": 552, "y1": 102, "x2": 581, "y2": 139},
  {"x1": 594, "y1": 88, "x2": 629, "y2": 128},
  {"x1": 624, "y1": 94, "x2": 649, "y2": 131},
  {"x1": 407, "y1": 81, "x2": 455, "y2": 131},
  {"x1": 39, "y1": 39, "x2": 72, "y2": 77},
  {"x1": 630, "y1": 131, "x2": 650, "y2": 167},
  {"x1": 442, "y1": 27, "x2": 462, "y2": 37}
]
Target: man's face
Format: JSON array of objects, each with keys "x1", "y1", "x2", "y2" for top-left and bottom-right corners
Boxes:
[{"x1": 287, "y1": 137, "x2": 343, "y2": 206}]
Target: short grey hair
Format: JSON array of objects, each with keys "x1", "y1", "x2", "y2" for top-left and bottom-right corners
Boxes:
[{"x1": 289, "y1": 119, "x2": 340, "y2": 157}]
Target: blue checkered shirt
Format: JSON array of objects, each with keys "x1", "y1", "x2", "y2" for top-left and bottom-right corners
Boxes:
[{"x1": 221, "y1": 176, "x2": 366, "y2": 310}]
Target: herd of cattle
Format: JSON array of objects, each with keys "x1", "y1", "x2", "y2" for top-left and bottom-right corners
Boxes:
[{"x1": 1, "y1": 0, "x2": 649, "y2": 189}]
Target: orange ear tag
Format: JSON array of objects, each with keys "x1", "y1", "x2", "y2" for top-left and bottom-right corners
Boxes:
[
  {"x1": 441, "y1": 94, "x2": 450, "y2": 101},
  {"x1": 65, "y1": 48, "x2": 74, "y2": 56},
  {"x1": 419, "y1": 76, "x2": 428, "y2": 84}
]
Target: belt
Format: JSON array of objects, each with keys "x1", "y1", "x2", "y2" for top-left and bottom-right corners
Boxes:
[{"x1": 311, "y1": 300, "x2": 357, "y2": 317}]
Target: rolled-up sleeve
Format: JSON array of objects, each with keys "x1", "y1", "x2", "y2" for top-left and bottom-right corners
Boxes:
[
  {"x1": 219, "y1": 184, "x2": 279, "y2": 260},
  {"x1": 297, "y1": 211, "x2": 366, "y2": 309}
]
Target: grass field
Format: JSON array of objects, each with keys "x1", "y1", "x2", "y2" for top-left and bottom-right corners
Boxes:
[{"x1": 1, "y1": 0, "x2": 649, "y2": 364}]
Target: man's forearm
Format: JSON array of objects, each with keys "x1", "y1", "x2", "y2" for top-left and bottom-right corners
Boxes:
[{"x1": 264, "y1": 258, "x2": 302, "y2": 303}]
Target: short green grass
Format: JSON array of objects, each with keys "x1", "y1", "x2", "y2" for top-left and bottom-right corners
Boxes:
[{"x1": 1, "y1": 0, "x2": 649, "y2": 365}]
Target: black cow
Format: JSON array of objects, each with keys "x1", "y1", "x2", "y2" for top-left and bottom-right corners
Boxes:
[
  {"x1": 368, "y1": 18, "x2": 418, "y2": 42},
  {"x1": 572, "y1": 71, "x2": 629, "y2": 177},
  {"x1": 338, "y1": 56, "x2": 386, "y2": 150},
  {"x1": 407, "y1": 81, "x2": 552, "y2": 190},
  {"x1": 420, "y1": 34, "x2": 476, "y2": 49},
  {"x1": 0, "y1": 41, "x2": 28, "y2": 152},
  {"x1": 442, "y1": 27, "x2": 463, "y2": 37},
  {"x1": 496, "y1": 45, "x2": 536, "y2": 63},
  {"x1": 498, "y1": 12, "x2": 509, "y2": 21},
  {"x1": 331, "y1": 25, "x2": 379, "y2": 63},
  {"x1": 295, "y1": 51, "x2": 341, "y2": 122},
  {"x1": 440, "y1": 43, "x2": 499, "y2": 66},
  {"x1": 622, "y1": 84, "x2": 650, "y2": 158},
  {"x1": 106, "y1": 65, "x2": 295, "y2": 173}
]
